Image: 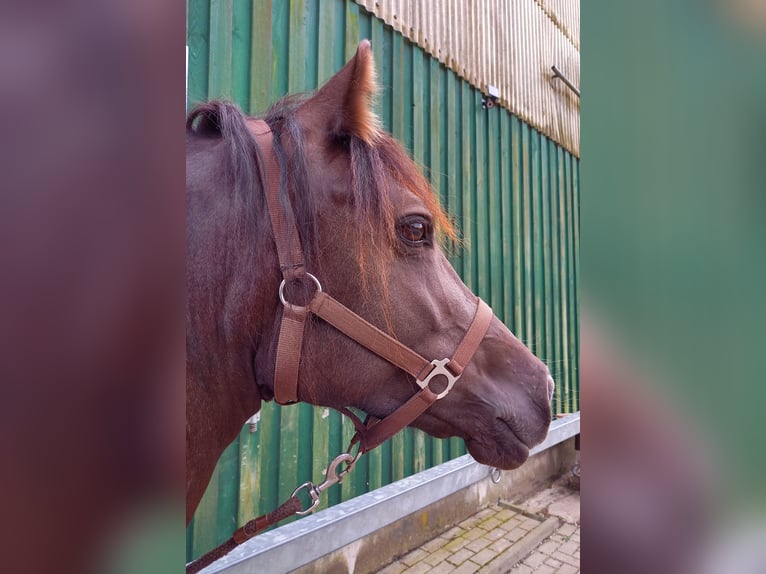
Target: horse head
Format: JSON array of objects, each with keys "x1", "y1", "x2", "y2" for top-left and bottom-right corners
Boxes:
[{"x1": 186, "y1": 41, "x2": 553, "y2": 522}]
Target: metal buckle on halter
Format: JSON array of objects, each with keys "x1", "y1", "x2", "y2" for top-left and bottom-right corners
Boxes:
[
  {"x1": 278, "y1": 272, "x2": 322, "y2": 312},
  {"x1": 415, "y1": 358, "x2": 461, "y2": 400}
]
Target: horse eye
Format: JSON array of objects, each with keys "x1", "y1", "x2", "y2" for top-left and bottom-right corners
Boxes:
[{"x1": 398, "y1": 216, "x2": 430, "y2": 246}]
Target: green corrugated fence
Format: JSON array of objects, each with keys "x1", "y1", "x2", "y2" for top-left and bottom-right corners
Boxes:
[{"x1": 186, "y1": 0, "x2": 579, "y2": 562}]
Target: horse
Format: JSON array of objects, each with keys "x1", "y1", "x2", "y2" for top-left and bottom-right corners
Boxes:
[{"x1": 186, "y1": 40, "x2": 554, "y2": 524}]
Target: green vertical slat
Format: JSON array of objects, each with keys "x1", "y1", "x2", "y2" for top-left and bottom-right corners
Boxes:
[
  {"x1": 511, "y1": 116, "x2": 523, "y2": 337},
  {"x1": 564, "y1": 152, "x2": 576, "y2": 412},
  {"x1": 327, "y1": 409, "x2": 344, "y2": 506},
  {"x1": 488, "y1": 107, "x2": 502, "y2": 316},
  {"x1": 532, "y1": 130, "x2": 543, "y2": 360},
  {"x1": 187, "y1": 0, "x2": 211, "y2": 107},
  {"x1": 572, "y1": 159, "x2": 581, "y2": 410},
  {"x1": 231, "y1": 0, "x2": 252, "y2": 110},
  {"x1": 257, "y1": 403, "x2": 279, "y2": 520},
  {"x1": 447, "y1": 74, "x2": 461, "y2": 276},
  {"x1": 412, "y1": 46, "x2": 426, "y2": 171},
  {"x1": 208, "y1": 0, "x2": 233, "y2": 99},
  {"x1": 317, "y1": 0, "x2": 337, "y2": 86},
  {"x1": 500, "y1": 112, "x2": 513, "y2": 328},
  {"x1": 270, "y1": 0, "x2": 289, "y2": 100},
  {"x1": 541, "y1": 138, "x2": 554, "y2": 383},
  {"x1": 238, "y1": 425, "x2": 259, "y2": 524},
  {"x1": 549, "y1": 140, "x2": 562, "y2": 415},
  {"x1": 475, "y1": 97, "x2": 489, "y2": 302},
  {"x1": 344, "y1": 1, "x2": 360, "y2": 57},
  {"x1": 186, "y1": 516, "x2": 194, "y2": 563},
  {"x1": 288, "y1": 0, "x2": 307, "y2": 92},
  {"x1": 249, "y1": 0, "x2": 272, "y2": 113},
  {"x1": 558, "y1": 147, "x2": 567, "y2": 411},
  {"x1": 215, "y1": 438, "x2": 240, "y2": 542},
  {"x1": 304, "y1": 0, "x2": 319, "y2": 89},
  {"x1": 191, "y1": 463, "x2": 220, "y2": 557},
  {"x1": 461, "y1": 81, "x2": 475, "y2": 292},
  {"x1": 522, "y1": 124, "x2": 534, "y2": 345}
]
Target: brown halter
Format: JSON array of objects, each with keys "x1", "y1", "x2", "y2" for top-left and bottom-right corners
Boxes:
[{"x1": 248, "y1": 118, "x2": 493, "y2": 454}]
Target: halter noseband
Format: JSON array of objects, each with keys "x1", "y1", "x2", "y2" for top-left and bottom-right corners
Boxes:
[{"x1": 248, "y1": 119, "x2": 493, "y2": 454}]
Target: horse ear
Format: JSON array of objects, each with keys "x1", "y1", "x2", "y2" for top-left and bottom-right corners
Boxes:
[{"x1": 303, "y1": 40, "x2": 381, "y2": 144}]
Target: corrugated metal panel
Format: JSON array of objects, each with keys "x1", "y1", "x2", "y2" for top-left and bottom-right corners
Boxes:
[
  {"x1": 186, "y1": 0, "x2": 579, "y2": 562},
  {"x1": 354, "y1": 0, "x2": 580, "y2": 157}
]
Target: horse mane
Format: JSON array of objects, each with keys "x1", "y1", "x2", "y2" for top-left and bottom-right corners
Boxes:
[{"x1": 186, "y1": 98, "x2": 456, "y2": 297}]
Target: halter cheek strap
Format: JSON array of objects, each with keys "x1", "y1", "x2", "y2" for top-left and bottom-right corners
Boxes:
[{"x1": 247, "y1": 119, "x2": 492, "y2": 453}]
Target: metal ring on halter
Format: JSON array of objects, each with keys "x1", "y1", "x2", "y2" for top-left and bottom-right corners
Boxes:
[
  {"x1": 278, "y1": 272, "x2": 322, "y2": 312},
  {"x1": 490, "y1": 467, "x2": 503, "y2": 484}
]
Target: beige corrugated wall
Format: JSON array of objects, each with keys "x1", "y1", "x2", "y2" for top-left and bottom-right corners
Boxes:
[{"x1": 355, "y1": 0, "x2": 580, "y2": 156}]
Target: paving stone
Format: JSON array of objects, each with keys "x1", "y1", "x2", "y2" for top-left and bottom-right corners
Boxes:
[
  {"x1": 462, "y1": 528, "x2": 485, "y2": 541},
  {"x1": 470, "y1": 547, "x2": 498, "y2": 566},
  {"x1": 536, "y1": 539, "x2": 561, "y2": 555},
  {"x1": 518, "y1": 517, "x2": 542, "y2": 530},
  {"x1": 556, "y1": 564, "x2": 577, "y2": 574},
  {"x1": 423, "y1": 548, "x2": 450, "y2": 566},
  {"x1": 545, "y1": 557, "x2": 563, "y2": 568},
  {"x1": 484, "y1": 528, "x2": 506, "y2": 542},
  {"x1": 451, "y1": 561, "x2": 480, "y2": 574},
  {"x1": 498, "y1": 517, "x2": 523, "y2": 532},
  {"x1": 522, "y1": 550, "x2": 546, "y2": 568},
  {"x1": 400, "y1": 548, "x2": 428, "y2": 567},
  {"x1": 464, "y1": 536, "x2": 491, "y2": 553},
  {"x1": 401, "y1": 561, "x2": 432, "y2": 574},
  {"x1": 442, "y1": 526, "x2": 467, "y2": 540},
  {"x1": 377, "y1": 561, "x2": 407, "y2": 574},
  {"x1": 474, "y1": 508, "x2": 495, "y2": 520},
  {"x1": 447, "y1": 548, "x2": 474, "y2": 566},
  {"x1": 488, "y1": 537, "x2": 512, "y2": 554},
  {"x1": 428, "y1": 561, "x2": 455, "y2": 574},
  {"x1": 551, "y1": 550, "x2": 580, "y2": 568},
  {"x1": 459, "y1": 516, "x2": 482, "y2": 529},
  {"x1": 444, "y1": 536, "x2": 469, "y2": 553},
  {"x1": 557, "y1": 523, "x2": 577, "y2": 537},
  {"x1": 422, "y1": 536, "x2": 448, "y2": 553},
  {"x1": 494, "y1": 508, "x2": 517, "y2": 521},
  {"x1": 505, "y1": 526, "x2": 526, "y2": 542},
  {"x1": 478, "y1": 517, "x2": 502, "y2": 531},
  {"x1": 559, "y1": 541, "x2": 578, "y2": 555},
  {"x1": 510, "y1": 565, "x2": 533, "y2": 574}
]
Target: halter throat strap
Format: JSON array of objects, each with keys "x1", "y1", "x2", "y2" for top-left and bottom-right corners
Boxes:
[{"x1": 247, "y1": 119, "x2": 492, "y2": 454}]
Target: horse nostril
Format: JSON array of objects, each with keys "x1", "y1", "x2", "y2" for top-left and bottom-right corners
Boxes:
[{"x1": 547, "y1": 375, "x2": 555, "y2": 403}]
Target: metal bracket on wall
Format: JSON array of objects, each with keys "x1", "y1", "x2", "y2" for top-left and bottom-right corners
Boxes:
[
  {"x1": 551, "y1": 65, "x2": 580, "y2": 98},
  {"x1": 481, "y1": 84, "x2": 500, "y2": 109}
]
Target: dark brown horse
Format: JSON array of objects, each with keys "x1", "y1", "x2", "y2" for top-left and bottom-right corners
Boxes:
[{"x1": 186, "y1": 41, "x2": 554, "y2": 523}]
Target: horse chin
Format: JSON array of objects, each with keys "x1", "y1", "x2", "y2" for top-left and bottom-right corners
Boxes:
[
  {"x1": 464, "y1": 429, "x2": 531, "y2": 470},
  {"x1": 413, "y1": 411, "x2": 533, "y2": 470}
]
